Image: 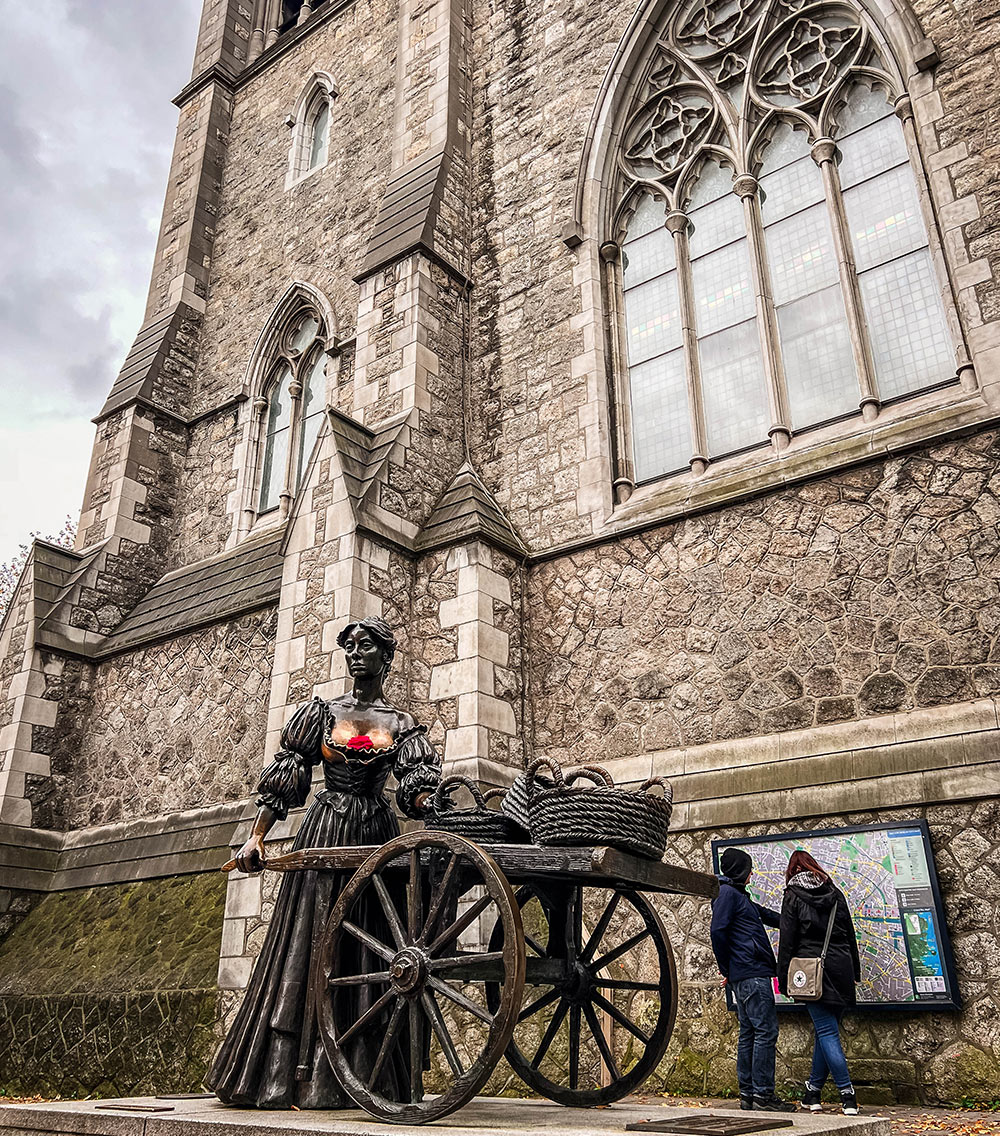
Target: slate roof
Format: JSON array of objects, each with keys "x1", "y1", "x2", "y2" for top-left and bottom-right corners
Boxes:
[
  {"x1": 97, "y1": 303, "x2": 190, "y2": 421},
  {"x1": 327, "y1": 408, "x2": 408, "y2": 514},
  {"x1": 416, "y1": 463, "x2": 525, "y2": 556},
  {"x1": 358, "y1": 147, "x2": 448, "y2": 279},
  {"x1": 98, "y1": 529, "x2": 285, "y2": 657}
]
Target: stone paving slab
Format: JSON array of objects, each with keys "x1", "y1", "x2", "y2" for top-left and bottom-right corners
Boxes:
[{"x1": 0, "y1": 1096, "x2": 888, "y2": 1136}]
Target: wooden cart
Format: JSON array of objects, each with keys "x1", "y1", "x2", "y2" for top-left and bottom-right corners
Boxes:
[{"x1": 264, "y1": 830, "x2": 718, "y2": 1124}]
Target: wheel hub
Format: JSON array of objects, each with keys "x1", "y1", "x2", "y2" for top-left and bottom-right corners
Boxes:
[{"x1": 390, "y1": 946, "x2": 427, "y2": 995}]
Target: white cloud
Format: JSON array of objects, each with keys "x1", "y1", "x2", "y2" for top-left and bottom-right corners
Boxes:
[{"x1": 0, "y1": 0, "x2": 202, "y2": 559}]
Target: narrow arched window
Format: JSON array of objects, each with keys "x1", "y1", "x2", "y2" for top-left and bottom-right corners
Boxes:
[
  {"x1": 257, "y1": 309, "x2": 328, "y2": 513},
  {"x1": 609, "y1": 0, "x2": 962, "y2": 487},
  {"x1": 286, "y1": 75, "x2": 338, "y2": 188},
  {"x1": 307, "y1": 96, "x2": 330, "y2": 172}
]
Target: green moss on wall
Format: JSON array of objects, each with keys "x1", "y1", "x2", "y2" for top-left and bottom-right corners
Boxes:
[{"x1": 0, "y1": 874, "x2": 226, "y2": 1098}]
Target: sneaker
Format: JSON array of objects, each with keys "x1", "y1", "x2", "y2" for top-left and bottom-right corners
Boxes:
[
  {"x1": 739, "y1": 1095, "x2": 754, "y2": 1111},
  {"x1": 840, "y1": 1090, "x2": 860, "y2": 1116},
  {"x1": 802, "y1": 1084, "x2": 823, "y2": 1111},
  {"x1": 753, "y1": 1095, "x2": 797, "y2": 1112}
]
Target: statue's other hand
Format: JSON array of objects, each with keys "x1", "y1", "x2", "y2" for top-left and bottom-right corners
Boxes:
[{"x1": 235, "y1": 834, "x2": 267, "y2": 874}]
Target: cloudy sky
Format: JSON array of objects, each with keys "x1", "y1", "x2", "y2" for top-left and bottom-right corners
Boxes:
[{"x1": 0, "y1": 0, "x2": 202, "y2": 564}]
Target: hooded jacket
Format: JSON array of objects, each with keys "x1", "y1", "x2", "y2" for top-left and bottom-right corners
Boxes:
[
  {"x1": 710, "y1": 878, "x2": 780, "y2": 985},
  {"x1": 777, "y1": 874, "x2": 861, "y2": 1010}
]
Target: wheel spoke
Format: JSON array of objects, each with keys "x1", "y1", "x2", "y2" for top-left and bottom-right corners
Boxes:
[
  {"x1": 531, "y1": 998, "x2": 569, "y2": 1070},
  {"x1": 408, "y1": 849, "x2": 421, "y2": 943},
  {"x1": 367, "y1": 996, "x2": 405, "y2": 1090},
  {"x1": 421, "y1": 990, "x2": 465, "y2": 1077},
  {"x1": 328, "y1": 970, "x2": 391, "y2": 987},
  {"x1": 517, "y1": 986, "x2": 559, "y2": 1024},
  {"x1": 580, "y1": 892, "x2": 620, "y2": 963},
  {"x1": 372, "y1": 874, "x2": 407, "y2": 949},
  {"x1": 569, "y1": 1003, "x2": 581, "y2": 1089},
  {"x1": 409, "y1": 998, "x2": 423, "y2": 1103},
  {"x1": 342, "y1": 919, "x2": 395, "y2": 962},
  {"x1": 524, "y1": 931, "x2": 547, "y2": 957},
  {"x1": 592, "y1": 990, "x2": 651, "y2": 1045},
  {"x1": 427, "y1": 975, "x2": 494, "y2": 1025},
  {"x1": 594, "y1": 978, "x2": 662, "y2": 991},
  {"x1": 419, "y1": 852, "x2": 458, "y2": 946},
  {"x1": 427, "y1": 950, "x2": 505, "y2": 971},
  {"x1": 337, "y1": 986, "x2": 396, "y2": 1047},
  {"x1": 591, "y1": 928, "x2": 650, "y2": 972},
  {"x1": 584, "y1": 1001, "x2": 621, "y2": 1081},
  {"x1": 571, "y1": 886, "x2": 583, "y2": 964},
  {"x1": 429, "y1": 893, "x2": 494, "y2": 955}
]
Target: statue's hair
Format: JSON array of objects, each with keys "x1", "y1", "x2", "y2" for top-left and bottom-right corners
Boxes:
[{"x1": 337, "y1": 618, "x2": 397, "y2": 674}]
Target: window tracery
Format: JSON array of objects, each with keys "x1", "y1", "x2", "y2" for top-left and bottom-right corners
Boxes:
[
  {"x1": 256, "y1": 308, "x2": 329, "y2": 515},
  {"x1": 607, "y1": 0, "x2": 962, "y2": 487}
]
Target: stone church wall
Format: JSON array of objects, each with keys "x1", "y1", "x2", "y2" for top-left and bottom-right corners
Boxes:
[
  {"x1": 31, "y1": 610, "x2": 277, "y2": 832},
  {"x1": 528, "y1": 432, "x2": 1000, "y2": 758}
]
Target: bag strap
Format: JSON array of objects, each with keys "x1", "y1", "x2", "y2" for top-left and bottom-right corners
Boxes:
[{"x1": 820, "y1": 903, "x2": 837, "y2": 961}]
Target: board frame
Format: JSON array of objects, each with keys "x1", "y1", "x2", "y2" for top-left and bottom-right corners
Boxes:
[{"x1": 712, "y1": 819, "x2": 961, "y2": 1012}]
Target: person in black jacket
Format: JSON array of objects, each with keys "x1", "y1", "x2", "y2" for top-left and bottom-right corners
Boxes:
[
  {"x1": 777, "y1": 850, "x2": 862, "y2": 1115},
  {"x1": 710, "y1": 847, "x2": 795, "y2": 1112}
]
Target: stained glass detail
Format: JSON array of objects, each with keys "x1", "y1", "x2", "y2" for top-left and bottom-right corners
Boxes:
[
  {"x1": 626, "y1": 194, "x2": 669, "y2": 241},
  {"x1": 845, "y1": 164, "x2": 926, "y2": 271},
  {"x1": 834, "y1": 82, "x2": 894, "y2": 136},
  {"x1": 686, "y1": 161, "x2": 735, "y2": 209},
  {"x1": 837, "y1": 112, "x2": 910, "y2": 189},
  {"x1": 630, "y1": 349, "x2": 693, "y2": 481},
  {"x1": 623, "y1": 228, "x2": 677, "y2": 288},
  {"x1": 860, "y1": 250, "x2": 954, "y2": 400},
  {"x1": 625, "y1": 271, "x2": 683, "y2": 364},
  {"x1": 778, "y1": 287, "x2": 858, "y2": 427},
  {"x1": 692, "y1": 239, "x2": 756, "y2": 334},
  {"x1": 766, "y1": 202, "x2": 839, "y2": 303},
  {"x1": 698, "y1": 320, "x2": 770, "y2": 455},
  {"x1": 757, "y1": 119, "x2": 810, "y2": 174}
]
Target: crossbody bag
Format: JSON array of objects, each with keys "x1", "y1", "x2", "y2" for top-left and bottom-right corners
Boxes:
[{"x1": 787, "y1": 905, "x2": 837, "y2": 1002}]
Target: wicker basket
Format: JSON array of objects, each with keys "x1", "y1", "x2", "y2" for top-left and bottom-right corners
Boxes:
[
  {"x1": 427, "y1": 775, "x2": 529, "y2": 844},
  {"x1": 525, "y1": 758, "x2": 673, "y2": 861},
  {"x1": 501, "y1": 767, "x2": 555, "y2": 830}
]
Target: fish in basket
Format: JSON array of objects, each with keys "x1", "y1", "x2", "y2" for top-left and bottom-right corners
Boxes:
[
  {"x1": 525, "y1": 758, "x2": 673, "y2": 861},
  {"x1": 426, "y1": 774, "x2": 530, "y2": 843}
]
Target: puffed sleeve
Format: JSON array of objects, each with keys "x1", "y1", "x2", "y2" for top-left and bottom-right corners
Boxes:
[
  {"x1": 255, "y1": 697, "x2": 326, "y2": 820},
  {"x1": 393, "y1": 725, "x2": 442, "y2": 819}
]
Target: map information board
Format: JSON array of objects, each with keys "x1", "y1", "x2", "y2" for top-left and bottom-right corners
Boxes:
[{"x1": 712, "y1": 822, "x2": 958, "y2": 1010}]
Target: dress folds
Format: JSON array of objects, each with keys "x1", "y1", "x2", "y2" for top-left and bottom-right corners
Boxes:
[{"x1": 207, "y1": 697, "x2": 441, "y2": 1108}]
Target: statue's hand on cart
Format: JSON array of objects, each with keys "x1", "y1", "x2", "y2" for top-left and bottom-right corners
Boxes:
[{"x1": 234, "y1": 833, "x2": 268, "y2": 873}]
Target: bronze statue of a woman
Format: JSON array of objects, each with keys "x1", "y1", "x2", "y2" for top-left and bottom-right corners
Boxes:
[{"x1": 207, "y1": 618, "x2": 441, "y2": 1108}]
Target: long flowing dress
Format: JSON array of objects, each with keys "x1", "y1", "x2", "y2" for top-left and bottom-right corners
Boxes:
[{"x1": 207, "y1": 696, "x2": 442, "y2": 1108}]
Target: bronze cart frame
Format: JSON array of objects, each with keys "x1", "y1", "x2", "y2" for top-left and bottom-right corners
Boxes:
[{"x1": 263, "y1": 830, "x2": 718, "y2": 1124}]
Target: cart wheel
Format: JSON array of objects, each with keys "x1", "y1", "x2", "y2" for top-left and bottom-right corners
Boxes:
[
  {"x1": 486, "y1": 883, "x2": 676, "y2": 1107},
  {"x1": 315, "y1": 830, "x2": 525, "y2": 1124}
]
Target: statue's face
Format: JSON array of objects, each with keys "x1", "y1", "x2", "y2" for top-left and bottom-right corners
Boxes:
[{"x1": 343, "y1": 626, "x2": 387, "y2": 680}]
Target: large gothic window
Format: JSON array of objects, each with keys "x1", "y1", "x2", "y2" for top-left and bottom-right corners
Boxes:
[
  {"x1": 609, "y1": 0, "x2": 958, "y2": 486},
  {"x1": 258, "y1": 309, "x2": 328, "y2": 513}
]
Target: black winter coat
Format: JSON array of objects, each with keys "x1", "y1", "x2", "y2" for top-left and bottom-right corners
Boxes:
[{"x1": 777, "y1": 879, "x2": 861, "y2": 1010}]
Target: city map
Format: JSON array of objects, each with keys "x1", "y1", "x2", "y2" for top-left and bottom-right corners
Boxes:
[{"x1": 715, "y1": 824, "x2": 955, "y2": 1008}]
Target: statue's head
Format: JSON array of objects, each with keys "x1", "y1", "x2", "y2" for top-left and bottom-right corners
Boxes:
[{"x1": 337, "y1": 618, "x2": 397, "y2": 680}]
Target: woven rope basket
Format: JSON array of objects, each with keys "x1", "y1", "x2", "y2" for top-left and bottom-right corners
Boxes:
[
  {"x1": 525, "y1": 758, "x2": 673, "y2": 861},
  {"x1": 426, "y1": 775, "x2": 529, "y2": 844}
]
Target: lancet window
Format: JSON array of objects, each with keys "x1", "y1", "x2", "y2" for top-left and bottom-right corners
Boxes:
[
  {"x1": 286, "y1": 73, "x2": 337, "y2": 187},
  {"x1": 608, "y1": 0, "x2": 960, "y2": 486},
  {"x1": 257, "y1": 309, "x2": 329, "y2": 514}
]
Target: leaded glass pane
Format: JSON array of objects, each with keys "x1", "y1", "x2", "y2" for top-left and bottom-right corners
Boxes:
[
  {"x1": 765, "y1": 202, "x2": 840, "y2": 304},
  {"x1": 759, "y1": 156, "x2": 824, "y2": 225},
  {"x1": 777, "y1": 287, "x2": 859, "y2": 428},
  {"x1": 622, "y1": 228, "x2": 676, "y2": 289},
  {"x1": 859, "y1": 249, "x2": 954, "y2": 400},
  {"x1": 259, "y1": 426, "x2": 289, "y2": 512},
  {"x1": 698, "y1": 320, "x2": 770, "y2": 455},
  {"x1": 309, "y1": 99, "x2": 330, "y2": 170},
  {"x1": 686, "y1": 161, "x2": 734, "y2": 209},
  {"x1": 626, "y1": 193, "x2": 669, "y2": 241},
  {"x1": 297, "y1": 351, "x2": 328, "y2": 482},
  {"x1": 837, "y1": 113, "x2": 910, "y2": 190},
  {"x1": 844, "y1": 164, "x2": 926, "y2": 271},
  {"x1": 287, "y1": 314, "x2": 320, "y2": 354},
  {"x1": 625, "y1": 270, "x2": 683, "y2": 364},
  {"x1": 629, "y1": 348, "x2": 692, "y2": 481},
  {"x1": 265, "y1": 367, "x2": 293, "y2": 432},
  {"x1": 691, "y1": 239, "x2": 756, "y2": 334},
  {"x1": 688, "y1": 191, "x2": 746, "y2": 258},
  {"x1": 835, "y1": 82, "x2": 894, "y2": 136},
  {"x1": 758, "y1": 120, "x2": 810, "y2": 175}
]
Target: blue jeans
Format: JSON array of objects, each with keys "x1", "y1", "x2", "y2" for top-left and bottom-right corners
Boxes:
[
  {"x1": 807, "y1": 1003, "x2": 853, "y2": 1092},
  {"x1": 731, "y1": 976, "x2": 778, "y2": 1098}
]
